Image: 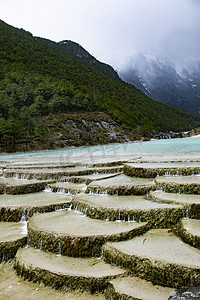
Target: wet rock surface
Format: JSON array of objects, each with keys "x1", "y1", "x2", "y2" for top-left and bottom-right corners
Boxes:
[
  {"x1": 106, "y1": 276, "x2": 173, "y2": 300},
  {"x1": 103, "y1": 229, "x2": 200, "y2": 288},
  {"x1": 15, "y1": 247, "x2": 126, "y2": 294},
  {"x1": 0, "y1": 261, "x2": 106, "y2": 299},
  {"x1": 168, "y1": 286, "x2": 200, "y2": 299},
  {"x1": 0, "y1": 177, "x2": 55, "y2": 194},
  {"x1": 155, "y1": 175, "x2": 200, "y2": 194},
  {"x1": 176, "y1": 219, "x2": 200, "y2": 249},
  {"x1": 48, "y1": 182, "x2": 87, "y2": 194},
  {"x1": 86, "y1": 174, "x2": 155, "y2": 195},
  {"x1": 0, "y1": 222, "x2": 27, "y2": 262},
  {"x1": 27, "y1": 210, "x2": 148, "y2": 257},
  {"x1": 3, "y1": 165, "x2": 123, "y2": 180},
  {"x1": 124, "y1": 162, "x2": 200, "y2": 178},
  {"x1": 0, "y1": 192, "x2": 71, "y2": 221},
  {"x1": 0, "y1": 152, "x2": 200, "y2": 298},
  {"x1": 72, "y1": 194, "x2": 184, "y2": 227}
]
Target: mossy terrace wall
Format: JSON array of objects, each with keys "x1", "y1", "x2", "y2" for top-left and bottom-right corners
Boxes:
[
  {"x1": 71, "y1": 198, "x2": 185, "y2": 228},
  {"x1": 176, "y1": 220, "x2": 200, "y2": 249},
  {"x1": 3, "y1": 166, "x2": 123, "y2": 181},
  {"x1": 0, "y1": 236, "x2": 27, "y2": 262},
  {"x1": 124, "y1": 164, "x2": 200, "y2": 178},
  {"x1": 86, "y1": 184, "x2": 155, "y2": 196},
  {"x1": 27, "y1": 221, "x2": 149, "y2": 257},
  {"x1": 0, "y1": 202, "x2": 70, "y2": 222},
  {"x1": 155, "y1": 180, "x2": 200, "y2": 195},
  {"x1": 14, "y1": 255, "x2": 122, "y2": 294},
  {"x1": 102, "y1": 243, "x2": 200, "y2": 288},
  {"x1": 0, "y1": 181, "x2": 55, "y2": 195}
]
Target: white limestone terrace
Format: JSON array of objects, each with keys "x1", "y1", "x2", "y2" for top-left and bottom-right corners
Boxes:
[
  {"x1": 47, "y1": 182, "x2": 87, "y2": 194},
  {"x1": 66, "y1": 173, "x2": 121, "y2": 184},
  {"x1": 0, "y1": 149, "x2": 200, "y2": 298},
  {"x1": 73, "y1": 194, "x2": 182, "y2": 211},
  {"x1": 103, "y1": 229, "x2": 200, "y2": 288},
  {"x1": 0, "y1": 191, "x2": 72, "y2": 222},
  {"x1": 0, "y1": 261, "x2": 106, "y2": 300},
  {"x1": 0, "y1": 222, "x2": 27, "y2": 261},
  {"x1": 27, "y1": 210, "x2": 148, "y2": 257},
  {"x1": 0, "y1": 177, "x2": 53, "y2": 185},
  {"x1": 72, "y1": 194, "x2": 184, "y2": 227},
  {"x1": 15, "y1": 247, "x2": 126, "y2": 294},
  {"x1": 2, "y1": 165, "x2": 124, "y2": 180},
  {"x1": 181, "y1": 219, "x2": 200, "y2": 238},
  {"x1": 86, "y1": 174, "x2": 155, "y2": 195},
  {"x1": 155, "y1": 175, "x2": 200, "y2": 194},
  {"x1": 124, "y1": 161, "x2": 200, "y2": 177},
  {"x1": 177, "y1": 219, "x2": 200, "y2": 249},
  {"x1": 0, "y1": 222, "x2": 27, "y2": 243},
  {"x1": 150, "y1": 190, "x2": 200, "y2": 205},
  {"x1": 107, "y1": 276, "x2": 174, "y2": 300},
  {"x1": 0, "y1": 177, "x2": 55, "y2": 195}
]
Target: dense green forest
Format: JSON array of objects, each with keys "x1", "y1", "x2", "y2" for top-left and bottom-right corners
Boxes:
[{"x1": 0, "y1": 20, "x2": 199, "y2": 152}]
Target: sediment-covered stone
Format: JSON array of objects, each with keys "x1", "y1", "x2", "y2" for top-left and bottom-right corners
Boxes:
[
  {"x1": 86, "y1": 174, "x2": 155, "y2": 195},
  {"x1": 103, "y1": 229, "x2": 200, "y2": 288},
  {"x1": 0, "y1": 183, "x2": 6, "y2": 194},
  {"x1": 0, "y1": 177, "x2": 55, "y2": 195},
  {"x1": 3, "y1": 166, "x2": 123, "y2": 180},
  {"x1": 176, "y1": 219, "x2": 200, "y2": 249},
  {"x1": 48, "y1": 182, "x2": 86, "y2": 195},
  {"x1": 105, "y1": 276, "x2": 173, "y2": 300},
  {"x1": 72, "y1": 194, "x2": 184, "y2": 228},
  {"x1": 15, "y1": 247, "x2": 126, "y2": 294},
  {"x1": 155, "y1": 175, "x2": 200, "y2": 194},
  {"x1": 124, "y1": 162, "x2": 200, "y2": 178},
  {"x1": 0, "y1": 192, "x2": 71, "y2": 222},
  {"x1": 149, "y1": 190, "x2": 200, "y2": 219},
  {"x1": 0, "y1": 222, "x2": 27, "y2": 262},
  {"x1": 0, "y1": 261, "x2": 106, "y2": 299},
  {"x1": 27, "y1": 210, "x2": 148, "y2": 257},
  {"x1": 67, "y1": 173, "x2": 121, "y2": 185}
]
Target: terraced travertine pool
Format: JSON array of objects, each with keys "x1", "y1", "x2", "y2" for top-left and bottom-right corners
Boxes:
[{"x1": 0, "y1": 149, "x2": 200, "y2": 299}]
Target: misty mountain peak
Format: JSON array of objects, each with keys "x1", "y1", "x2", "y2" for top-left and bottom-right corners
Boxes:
[{"x1": 118, "y1": 52, "x2": 200, "y2": 114}]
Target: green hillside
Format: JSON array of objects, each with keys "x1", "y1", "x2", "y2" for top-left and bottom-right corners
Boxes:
[
  {"x1": 36, "y1": 38, "x2": 120, "y2": 80},
  {"x1": 0, "y1": 20, "x2": 199, "y2": 152}
]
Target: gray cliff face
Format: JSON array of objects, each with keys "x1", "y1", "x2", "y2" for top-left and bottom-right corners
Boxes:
[
  {"x1": 119, "y1": 54, "x2": 200, "y2": 114},
  {"x1": 45, "y1": 112, "x2": 132, "y2": 149}
]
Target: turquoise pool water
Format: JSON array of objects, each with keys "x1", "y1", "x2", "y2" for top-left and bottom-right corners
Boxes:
[{"x1": 0, "y1": 137, "x2": 200, "y2": 159}]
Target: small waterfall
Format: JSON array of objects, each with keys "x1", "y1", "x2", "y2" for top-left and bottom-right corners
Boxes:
[
  {"x1": 57, "y1": 188, "x2": 66, "y2": 195},
  {"x1": 56, "y1": 242, "x2": 62, "y2": 257},
  {"x1": 20, "y1": 211, "x2": 28, "y2": 235},
  {"x1": 184, "y1": 207, "x2": 189, "y2": 219},
  {"x1": 67, "y1": 204, "x2": 72, "y2": 211},
  {"x1": 39, "y1": 240, "x2": 43, "y2": 250},
  {"x1": 21, "y1": 173, "x2": 28, "y2": 180},
  {"x1": 44, "y1": 186, "x2": 53, "y2": 193}
]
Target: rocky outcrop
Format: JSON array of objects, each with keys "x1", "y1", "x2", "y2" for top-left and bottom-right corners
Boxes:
[
  {"x1": 153, "y1": 131, "x2": 189, "y2": 139},
  {"x1": 42, "y1": 112, "x2": 132, "y2": 150}
]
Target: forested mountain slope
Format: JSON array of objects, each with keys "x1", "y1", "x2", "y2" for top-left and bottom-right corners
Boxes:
[
  {"x1": 0, "y1": 20, "x2": 199, "y2": 152},
  {"x1": 36, "y1": 38, "x2": 120, "y2": 80}
]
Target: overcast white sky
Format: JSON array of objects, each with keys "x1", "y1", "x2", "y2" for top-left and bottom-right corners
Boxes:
[{"x1": 0, "y1": 0, "x2": 200, "y2": 68}]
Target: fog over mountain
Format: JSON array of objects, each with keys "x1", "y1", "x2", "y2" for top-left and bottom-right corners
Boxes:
[
  {"x1": 118, "y1": 52, "x2": 200, "y2": 114},
  {"x1": 1, "y1": 0, "x2": 200, "y2": 67},
  {"x1": 1, "y1": 0, "x2": 200, "y2": 113}
]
